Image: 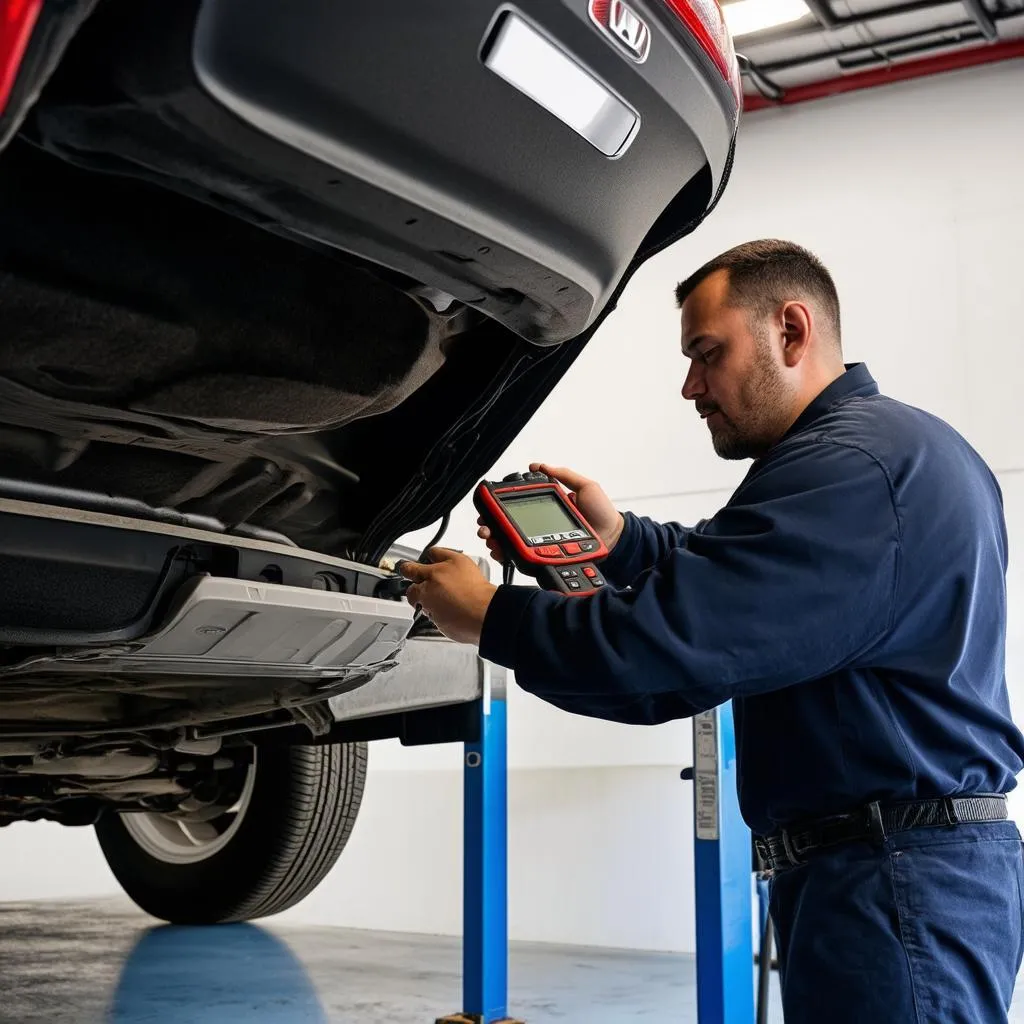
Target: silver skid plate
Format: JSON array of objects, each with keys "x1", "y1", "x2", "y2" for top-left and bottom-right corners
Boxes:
[{"x1": 12, "y1": 576, "x2": 414, "y2": 681}]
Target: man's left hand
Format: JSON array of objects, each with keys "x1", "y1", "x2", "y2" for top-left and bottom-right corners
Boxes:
[{"x1": 399, "y1": 548, "x2": 498, "y2": 645}]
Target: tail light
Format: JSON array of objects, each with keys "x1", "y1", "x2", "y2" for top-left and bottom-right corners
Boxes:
[
  {"x1": 0, "y1": 0, "x2": 43, "y2": 115},
  {"x1": 663, "y1": 0, "x2": 743, "y2": 109}
]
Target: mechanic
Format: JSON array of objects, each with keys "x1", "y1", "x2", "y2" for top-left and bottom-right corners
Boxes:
[{"x1": 399, "y1": 239, "x2": 1024, "y2": 1024}]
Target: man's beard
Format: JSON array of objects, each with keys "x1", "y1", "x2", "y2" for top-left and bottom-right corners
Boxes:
[{"x1": 707, "y1": 340, "x2": 788, "y2": 461}]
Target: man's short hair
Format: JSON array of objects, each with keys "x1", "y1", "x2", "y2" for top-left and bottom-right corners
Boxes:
[{"x1": 675, "y1": 239, "x2": 841, "y2": 344}]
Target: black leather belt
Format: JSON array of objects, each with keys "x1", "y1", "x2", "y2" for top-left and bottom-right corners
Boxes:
[{"x1": 754, "y1": 794, "x2": 1008, "y2": 873}]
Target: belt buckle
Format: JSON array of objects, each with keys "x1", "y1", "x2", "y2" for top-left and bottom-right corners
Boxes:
[
  {"x1": 780, "y1": 827, "x2": 806, "y2": 867},
  {"x1": 866, "y1": 800, "x2": 887, "y2": 844},
  {"x1": 943, "y1": 796, "x2": 960, "y2": 826}
]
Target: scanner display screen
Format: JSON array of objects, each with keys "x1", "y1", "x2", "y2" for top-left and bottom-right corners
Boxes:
[{"x1": 502, "y1": 493, "x2": 578, "y2": 540}]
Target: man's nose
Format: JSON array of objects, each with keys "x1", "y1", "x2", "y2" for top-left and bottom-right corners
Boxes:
[{"x1": 681, "y1": 361, "x2": 705, "y2": 401}]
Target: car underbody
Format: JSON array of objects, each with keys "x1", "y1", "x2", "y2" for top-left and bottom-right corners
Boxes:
[
  {"x1": 0, "y1": 135, "x2": 531, "y2": 562},
  {"x1": 0, "y1": 0, "x2": 735, "y2": 892}
]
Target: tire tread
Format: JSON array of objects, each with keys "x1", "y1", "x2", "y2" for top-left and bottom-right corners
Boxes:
[{"x1": 227, "y1": 743, "x2": 367, "y2": 921}]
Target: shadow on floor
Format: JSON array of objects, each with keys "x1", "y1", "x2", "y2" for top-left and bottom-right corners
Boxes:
[{"x1": 109, "y1": 924, "x2": 328, "y2": 1022}]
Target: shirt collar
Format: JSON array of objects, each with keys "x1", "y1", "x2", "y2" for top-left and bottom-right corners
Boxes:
[{"x1": 782, "y1": 362, "x2": 878, "y2": 440}]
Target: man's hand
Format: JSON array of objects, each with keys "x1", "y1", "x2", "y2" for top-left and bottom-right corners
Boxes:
[
  {"x1": 399, "y1": 548, "x2": 498, "y2": 645},
  {"x1": 477, "y1": 462, "x2": 625, "y2": 565}
]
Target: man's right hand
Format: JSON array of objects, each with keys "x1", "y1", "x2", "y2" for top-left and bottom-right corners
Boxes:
[{"x1": 477, "y1": 463, "x2": 625, "y2": 566}]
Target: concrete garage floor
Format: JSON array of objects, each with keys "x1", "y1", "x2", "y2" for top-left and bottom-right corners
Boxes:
[{"x1": 0, "y1": 899, "x2": 1021, "y2": 1023}]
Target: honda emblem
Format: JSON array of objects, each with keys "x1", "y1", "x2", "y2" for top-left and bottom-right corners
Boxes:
[{"x1": 588, "y1": 0, "x2": 652, "y2": 63}]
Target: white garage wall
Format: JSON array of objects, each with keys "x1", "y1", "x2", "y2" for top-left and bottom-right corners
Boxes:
[{"x1": 3, "y1": 60, "x2": 1022, "y2": 953}]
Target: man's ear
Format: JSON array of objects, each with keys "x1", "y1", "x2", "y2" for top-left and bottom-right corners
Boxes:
[{"x1": 780, "y1": 300, "x2": 813, "y2": 367}]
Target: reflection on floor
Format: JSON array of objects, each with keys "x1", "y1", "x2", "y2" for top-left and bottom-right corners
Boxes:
[{"x1": 0, "y1": 899, "x2": 1021, "y2": 1023}]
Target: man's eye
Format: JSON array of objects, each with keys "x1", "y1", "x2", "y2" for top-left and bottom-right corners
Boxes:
[{"x1": 701, "y1": 347, "x2": 719, "y2": 365}]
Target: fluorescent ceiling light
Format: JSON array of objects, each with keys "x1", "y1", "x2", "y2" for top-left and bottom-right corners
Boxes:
[
  {"x1": 483, "y1": 13, "x2": 639, "y2": 157},
  {"x1": 722, "y1": 0, "x2": 811, "y2": 37}
]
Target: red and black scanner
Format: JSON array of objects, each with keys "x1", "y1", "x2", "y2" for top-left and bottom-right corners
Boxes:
[{"x1": 473, "y1": 472, "x2": 609, "y2": 594}]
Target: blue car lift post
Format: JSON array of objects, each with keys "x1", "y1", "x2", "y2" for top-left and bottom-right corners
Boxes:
[
  {"x1": 437, "y1": 668, "x2": 754, "y2": 1024},
  {"x1": 437, "y1": 657, "x2": 523, "y2": 1024},
  {"x1": 689, "y1": 704, "x2": 756, "y2": 1023}
]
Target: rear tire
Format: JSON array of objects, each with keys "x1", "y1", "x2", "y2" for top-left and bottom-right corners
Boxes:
[{"x1": 95, "y1": 742, "x2": 366, "y2": 924}]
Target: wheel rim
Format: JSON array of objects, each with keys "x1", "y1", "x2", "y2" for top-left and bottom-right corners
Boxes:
[{"x1": 120, "y1": 752, "x2": 257, "y2": 866}]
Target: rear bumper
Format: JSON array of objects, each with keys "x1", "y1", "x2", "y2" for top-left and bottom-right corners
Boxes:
[
  {"x1": 193, "y1": 0, "x2": 737, "y2": 344},
  {"x1": 5, "y1": 0, "x2": 736, "y2": 345}
]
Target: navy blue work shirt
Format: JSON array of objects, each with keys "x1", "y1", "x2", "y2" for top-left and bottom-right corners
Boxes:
[{"x1": 480, "y1": 364, "x2": 1024, "y2": 835}]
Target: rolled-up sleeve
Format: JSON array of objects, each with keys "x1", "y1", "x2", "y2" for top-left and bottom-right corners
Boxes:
[{"x1": 479, "y1": 441, "x2": 900, "y2": 725}]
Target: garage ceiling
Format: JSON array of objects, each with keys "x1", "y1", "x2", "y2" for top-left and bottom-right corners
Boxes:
[{"x1": 729, "y1": 0, "x2": 1024, "y2": 106}]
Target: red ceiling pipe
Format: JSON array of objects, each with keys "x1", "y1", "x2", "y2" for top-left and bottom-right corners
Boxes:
[{"x1": 744, "y1": 38, "x2": 1024, "y2": 112}]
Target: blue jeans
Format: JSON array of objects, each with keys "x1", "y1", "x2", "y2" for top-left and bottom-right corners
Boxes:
[{"x1": 769, "y1": 821, "x2": 1024, "y2": 1023}]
